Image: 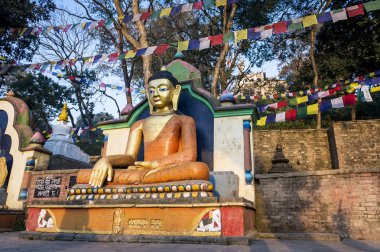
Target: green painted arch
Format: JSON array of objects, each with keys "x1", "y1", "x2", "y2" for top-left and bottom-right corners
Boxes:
[{"x1": 99, "y1": 83, "x2": 254, "y2": 131}]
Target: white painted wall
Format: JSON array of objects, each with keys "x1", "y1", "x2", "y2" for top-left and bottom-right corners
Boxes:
[
  {"x1": 213, "y1": 116, "x2": 255, "y2": 202},
  {"x1": 0, "y1": 101, "x2": 27, "y2": 210}
]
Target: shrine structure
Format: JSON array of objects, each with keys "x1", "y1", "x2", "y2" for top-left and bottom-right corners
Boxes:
[{"x1": 22, "y1": 58, "x2": 257, "y2": 244}]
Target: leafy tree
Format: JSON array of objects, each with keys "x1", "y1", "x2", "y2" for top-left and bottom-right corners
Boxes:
[
  {"x1": 0, "y1": 0, "x2": 55, "y2": 61},
  {"x1": 8, "y1": 73, "x2": 71, "y2": 131},
  {"x1": 75, "y1": 111, "x2": 114, "y2": 156}
]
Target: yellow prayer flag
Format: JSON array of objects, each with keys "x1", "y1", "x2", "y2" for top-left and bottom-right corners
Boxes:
[
  {"x1": 125, "y1": 50, "x2": 136, "y2": 59},
  {"x1": 347, "y1": 83, "x2": 360, "y2": 93},
  {"x1": 296, "y1": 96, "x2": 308, "y2": 104},
  {"x1": 256, "y1": 116, "x2": 267, "y2": 126},
  {"x1": 81, "y1": 22, "x2": 86, "y2": 29},
  {"x1": 307, "y1": 103, "x2": 319, "y2": 115},
  {"x1": 177, "y1": 41, "x2": 189, "y2": 52},
  {"x1": 281, "y1": 93, "x2": 286, "y2": 97},
  {"x1": 299, "y1": 91, "x2": 303, "y2": 95},
  {"x1": 370, "y1": 86, "x2": 380, "y2": 93},
  {"x1": 216, "y1": 0, "x2": 227, "y2": 7},
  {"x1": 20, "y1": 28, "x2": 28, "y2": 36},
  {"x1": 303, "y1": 15, "x2": 318, "y2": 28},
  {"x1": 160, "y1": 8, "x2": 172, "y2": 17},
  {"x1": 236, "y1": 29, "x2": 248, "y2": 42},
  {"x1": 370, "y1": 72, "x2": 375, "y2": 77}
]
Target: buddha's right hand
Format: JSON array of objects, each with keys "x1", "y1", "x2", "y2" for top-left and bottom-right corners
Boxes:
[{"x1": 89, "y1": 157, "x2": 113, "y2": 187}]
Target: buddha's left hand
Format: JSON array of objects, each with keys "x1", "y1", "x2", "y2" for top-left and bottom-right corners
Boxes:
[{"x1": 134, "y1": 161, "x2": 159, "y2": 169}]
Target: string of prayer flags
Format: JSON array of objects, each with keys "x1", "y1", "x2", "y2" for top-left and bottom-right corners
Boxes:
[
  {"x1": 4, "y1": 1, "x2": 380, "y2": 75},
  {"x1": 256, "y1": 93, "x2": 359, "y2": 126},
  {"x1": 2, "y1": 0, "x2": 240, "y2": 38}
]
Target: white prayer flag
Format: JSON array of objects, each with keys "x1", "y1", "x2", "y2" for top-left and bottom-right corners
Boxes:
[
  {"x1": 144, "y1": 46, "x2": 157, "y2": 55},
  {"x1": 275, "y1": 112, "x2": 286, "y2": 122},
  {"x1": 361, "y1": 86, "x2": 373, "y2": 102},
  {"x1": 332, "y1": 10, "x2": 348, "y2": 22},
  {"x1": 318, "y1": 91, "x2": 330, "y2": 98},
  {"x1": 199, "y1": 38, "x2": 210, "y2": 50},
  {"x1": 132, "y1": 14, "x2": 142, "y2": 22},
  {"x1": 331, "y1": 97, "x2": 344, "y2": 108},
  {"x1": 260, "y1": 29, "x2": 272, "y2": 39},
  {"x1": 181, "y1": 3, "x2": 193, "y2": 12}
]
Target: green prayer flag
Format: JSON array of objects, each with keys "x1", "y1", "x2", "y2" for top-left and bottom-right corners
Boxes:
[
  {"x1": 204, "y1": 0, "x2": 214, "y2": 9},
  {"x1": 364, "y1": 0, "x2": 380, "y2": 12},
  {"x1": 296, "y1": 106, "x2": 307, "y2": 119},
  {"x1": 289, "y1": 98, "x2": 297, "y2": 106},
  {"x1": 223, "y1": 32, "x2": 234, "y2": 44},
  {"x1": 105, "y1": 19, "x2": 113, "y2": 27},
  {"x1": 151, "y1": 10, "x2": 161, "y2": 19},
  {"x1": 288, "y1": 19, "x2": 303, "y2": 31}
]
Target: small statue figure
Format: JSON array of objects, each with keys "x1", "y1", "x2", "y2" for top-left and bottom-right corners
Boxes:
[{"x1": 77, "y1": 67, "x2": 209, "y2": 187}]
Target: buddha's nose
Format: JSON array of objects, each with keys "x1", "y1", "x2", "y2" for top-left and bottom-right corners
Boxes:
[{"x1": 153, "y1": 88, "x2": 159, "y2": 96}]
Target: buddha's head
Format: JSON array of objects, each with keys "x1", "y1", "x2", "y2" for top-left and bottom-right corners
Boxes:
[{"x1": 147, "y1": 67, "x2": 181, "y2": 114}]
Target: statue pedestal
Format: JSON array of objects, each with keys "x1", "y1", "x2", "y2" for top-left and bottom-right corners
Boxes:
[{"x1": 25, "y1": 197, "x2": 255, "y2": 243}]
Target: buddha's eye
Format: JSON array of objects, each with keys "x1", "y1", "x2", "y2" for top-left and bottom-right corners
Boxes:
[
  {"x1": 159, "y1": 88, "x2": 169, "y2": 92},
  {"x1": 148, "y1": 90, "x2": 154, "y2": 94}
]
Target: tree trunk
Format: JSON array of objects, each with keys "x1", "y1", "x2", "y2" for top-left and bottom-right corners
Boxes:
[
  {"x1": 351, "y1": 105, "x2": 356, "y2": 121},
  {"x1": 310, "y1": 26, "x2": 321, "y2": 129},
  {"x1": 210, "y1": 4, "x2": 237, "y2": 97}
]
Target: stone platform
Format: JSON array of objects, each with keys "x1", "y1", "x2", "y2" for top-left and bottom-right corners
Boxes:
[{"x1": 26, "y1": 197, "x2": 255, "y2": 238}]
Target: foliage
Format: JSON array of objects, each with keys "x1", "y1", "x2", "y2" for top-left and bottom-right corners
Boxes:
[
  {"x1": 75, "y1": 112, "x2": 114, "y2": 156},
  {"x1": 9, "y1": 73, "x2": 71, "y2": 131},
  {"x1": 0, "y1": 0, "x2": 55, "y2": 61}
]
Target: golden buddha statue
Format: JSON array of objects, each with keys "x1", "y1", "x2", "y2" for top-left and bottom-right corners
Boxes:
[{"x1": 77, "y1": 68, "x2": 209, "y2": 187}]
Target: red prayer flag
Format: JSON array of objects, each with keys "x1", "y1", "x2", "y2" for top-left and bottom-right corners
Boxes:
[
  {"x1": 140, "y1": 12, "x2": 152, "y2": 21},
  {"x1": 209, "y1": 34, "x2": 223, "y2": 46},
  {"x1": 108, "y1": 52, "x2": 119, "y2": 62},
  {"x1": 347, "y1": 4, "x2": 364, "y2": 17},
  {"x1": 273, "y1": 94, "x2": 278, "y2": 99},
  {"x1": 285, "y1": 109, "x2": 297, "y2": 121},
  {"x1": 273, "y1": 21, "x2": 287, "y2": 34},
  {"x1": 253, "y1": 96, "x2": 259, "y2": 101},
  {"x1": 278, "y1": 100, "x2": 288, "y2": 108},
  {"x1": 154, "y1": 44, "x2": 169, "y2": 55},
  {"x1": 264, "y1": 24, "x2": 272, "y2": 30},
  {"x1": 343, "y1": 94, "x2": 356, "y2": 106},
  {"x1": 193, "y1": 2, "x2": 203, "y2": 10},
  {"x1": 98, "y1": 20, "x2": 106, "y2": 28}
]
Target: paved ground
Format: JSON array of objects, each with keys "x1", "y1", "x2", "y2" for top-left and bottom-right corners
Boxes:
[{"x1": 1, "y1": 232, "x2": 379, "y2": 252}]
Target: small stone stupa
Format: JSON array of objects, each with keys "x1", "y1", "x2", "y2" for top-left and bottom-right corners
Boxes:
[
  {"x1": 268, "y1": 144, "x2": 294, "y2": 173},
  {"x1": 44, "y1": 104, "x2": 89, "y2": 164}
]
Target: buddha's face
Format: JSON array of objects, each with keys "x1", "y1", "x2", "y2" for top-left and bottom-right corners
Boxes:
[{"x1": 148, "y1": 78, "x2": 175, "y2": 110}]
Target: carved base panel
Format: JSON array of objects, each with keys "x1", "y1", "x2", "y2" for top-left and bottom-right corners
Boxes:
[{"x1": 26, "y1": 200, "x2": 255, "y2": 237}]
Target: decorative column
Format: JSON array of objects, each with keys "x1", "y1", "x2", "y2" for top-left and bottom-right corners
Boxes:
[{"x1": 243, "y1": 120, "x2": 253, "y2": 184}]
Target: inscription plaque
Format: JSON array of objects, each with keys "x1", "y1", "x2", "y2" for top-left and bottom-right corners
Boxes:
[{"x1": 34, "y1": 176, "x2": 61, "y2": 198}]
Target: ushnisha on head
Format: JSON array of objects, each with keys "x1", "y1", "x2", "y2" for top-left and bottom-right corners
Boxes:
[{"x1": 147, "y1": 66, "x2": 181, "y2": 115}]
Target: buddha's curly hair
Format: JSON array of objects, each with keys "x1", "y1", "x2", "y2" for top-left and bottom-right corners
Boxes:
[{"x1": 148, "y1": 70, "x2": 178, "y2": 86}]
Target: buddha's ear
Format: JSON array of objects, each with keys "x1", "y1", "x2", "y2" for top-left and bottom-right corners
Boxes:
[{"x1": 172, "y1": 85, "x2": 181, "y2": 111}]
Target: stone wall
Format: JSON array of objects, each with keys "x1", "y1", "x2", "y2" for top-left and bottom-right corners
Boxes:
[
  {"x1": 253, "y1": 129, "x2": 332, "y2": 174},
  {"x1": 27, "y1": 170, "x2": 79, "y2": 204},
  {"x1": 333, "y1": 120, "x2": 380, "y2": 171},
  {"x1": 255, "y1": 169, "x2": 379, "y2": 240}
]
